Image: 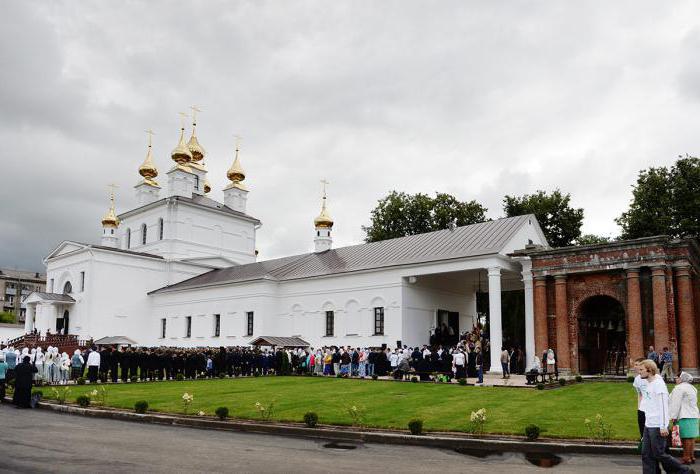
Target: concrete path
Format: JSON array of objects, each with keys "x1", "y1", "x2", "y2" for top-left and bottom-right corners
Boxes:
[{"x1": 0, "y1": 404, "x2": 641, "y2": 473}]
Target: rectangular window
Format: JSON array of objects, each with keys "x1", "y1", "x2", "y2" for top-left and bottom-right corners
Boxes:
[
  {"x1": 246, "y1": 311, "x2": 254, "y2": 336},
  {"x1": 325, "y1": 311, "x2": 334, "y2": 336},
  {"x1": 185, "y1": 316, "x2": 192, "y2": 338},
  {"x1": 49, "y1": 279, "x2": 54, "y2": 293},
  {"x1": 213, "y1": 314, "x2": 220, "y2": 337},
  {"x1": 161, "y1": 318, "x2": 167, "y2": 339},
  {"x1": 159, "y1": 218, "x2": 164, "y2": 240},
  {"x1": 80, "y1": 271, "x2": 85, "y2": 292},
  {"x1": 374, "y1": 307, "x2": 385, "y2": 335},
  {"x1": 194, "y1": 175, "x2": 200, "y2": 190}
]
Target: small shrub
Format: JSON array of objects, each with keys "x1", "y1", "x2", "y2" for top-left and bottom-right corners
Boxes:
[
  {"x1": 175, "y1": 373, "x2": 185, "y2": 381},
  {"x1": 559, "y1": 378, "x2": 567, "y2": 386},
  {"x1": 468, "y1": 408, "x2": 487, "y2": 434},
  {"x1": 76, "y1": 377, "x2": 86, "y2": 386},
  {"x1": 253, "y1": 372, "x2": 261, "y2": 377},
  {"x1": 31, "y1": 389, "x2": 43, "y2": 399},
  {"x1": 215, "y1": 407, "x2": 229, "y2": 420},
  {"x1": 51, "y1": 386, "x2": 71, "y2": 405},
  {"x1": 303, "y1": 411, "x2": 319, "y2": 428},
  {"x1": 134, "y1": 400, "x2": 149, "y2": 414},
  {"x1": 76, "y1": 395, "x2": 90, "y2": 408},
  {"x1": 346, "y1": 404, "x2": 366, "y2": 427},
  {"x1": 410, "y1": 376, "x2": 418, "y2": 383},
  {"x1": 627, "y1": 375, "x2": 635, "y2": 383},
  {"x1": 371, "y1": 374, "x2": 378, "y2": 380},
  {"x1": 254, "y1": 401, "x2": 275, "y2": 421},
  {"x1": 408, "y1": 418, "x2": 423, "y2": 435},
  {"x1": 575, "y1": 375, "x2": 583, "y2": 383},
  {"x1": 336, "y1": 373, "x2": 343, "y2": 378},
  {"x1": 536, "y1": 383, "x2": 545, "y2": 391},
  {"x1": 218, "y1": 373, "x2": 226, "y2": 379},
  {"x1": 131, "y1": 376, "x2": 139, "y2": 383},
  {"x1": 525, "y1": 424, "x2": 541, "y2": 441},
  {"x1": 585, "y1": 414, "x2": 614, "y2": 443},
  {"x1": 312, "y1": 372, "x2": 318, "y2": 377},
  {"x1": 182, "y1": 392, "x2": 194, "y2": 415},
  {"x1": 458, "y1": 378, "x2": 467, "y2": 386}
]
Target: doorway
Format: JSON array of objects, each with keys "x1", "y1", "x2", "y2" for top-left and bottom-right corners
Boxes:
[{"x1": 577, "y1": 295, "x2": 626, "y2": 375}]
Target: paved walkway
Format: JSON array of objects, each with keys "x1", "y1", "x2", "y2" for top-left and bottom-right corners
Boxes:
[{"x1": 0, "y1": 404, "x2": 641, "y2": 473}]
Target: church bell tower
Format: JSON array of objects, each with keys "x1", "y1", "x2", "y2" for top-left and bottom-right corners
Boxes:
[
  {"x1": 314, "y1": 180, "x2": 333, "y2": 253},
  {"x1": 100, "y1": 186, "x2": 120, "y2": 248}
]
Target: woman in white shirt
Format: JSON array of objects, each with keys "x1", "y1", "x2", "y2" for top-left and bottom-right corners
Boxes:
[{"x1": 669, "y1": 372, "x2": 699, "y2": 464}]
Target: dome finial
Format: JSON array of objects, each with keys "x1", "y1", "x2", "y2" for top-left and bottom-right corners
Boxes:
[
  {"x1": 314, "y1": 178, "x2": 334, "y2": 228},
  {"x1": 187, "y1": 105, "x2": 205, "y2": 162},
  {"x1": 138, "y1": 129, "x2": 159, "y2": 186},
  {"x1": 225, "y1": 135, "x2": 247, "y2": 190},
  {"x1": 171, "y1": 112, "x2": 193, "y2": 169},
  {"x1": 101, "y1": 184, "x2": 120, "y2": 228}
]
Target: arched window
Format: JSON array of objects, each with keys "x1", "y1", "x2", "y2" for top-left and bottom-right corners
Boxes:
[
  {"x1": 141, "y1": 223, "x2": 147, "y2": 245},
  {"x1": 158, "y1": 218, "x2": 164, "y2": 240},
  {"x1": 126, "y1": 228, "x2": 131, "y2": 249},
  {"x1": 63, "y1": 281, "x2": 72, "y2": 294}
]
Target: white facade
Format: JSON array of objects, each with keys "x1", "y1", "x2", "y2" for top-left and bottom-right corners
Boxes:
[{"x1": 27, "y1": 135, "x2": 548, "y2": 373}]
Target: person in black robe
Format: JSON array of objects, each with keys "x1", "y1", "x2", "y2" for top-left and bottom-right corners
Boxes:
[{"x1": 13, "y1": 356, "x2": 38, "y2": 408}]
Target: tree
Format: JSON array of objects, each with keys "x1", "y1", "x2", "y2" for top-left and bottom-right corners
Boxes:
[
  {"x1": 575, "y1": 234, "x2": 612, "y2": 246},
  {"x1": 0, "y1": 311, "x2": 16, "y2": 324},
  {"x1": 503, "y1": 189, "x2": 584, "y2": 248},
  {"x1": 363, "y1": 191, "x2": 488, "y2": 243},
  {"x1": 616, "y1": 155, "x2": 700, "y2": 239}
]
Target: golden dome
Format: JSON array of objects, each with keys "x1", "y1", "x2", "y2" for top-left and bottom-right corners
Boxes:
[
  {"x1": 138, "y1": 141, "x2": 159, "y2": 186},
  {"x1": 101, "y1": 192, "x2": 120, "y2": 228},
  {"x1": 171, "y1": 125, "x2": 193, "y2": 167},
  {"x1": 225, "y1": 145, "x2": 247, "y2": 190},
  {"x1": 204, "y1": 178, "x2": 211, "y2": 193},
  {"x1": 314, "y1": 196, "x2": 334, "y2": 229},
  {"x1": 187, "y1": 124, "x2": 205, "y2": 162}
]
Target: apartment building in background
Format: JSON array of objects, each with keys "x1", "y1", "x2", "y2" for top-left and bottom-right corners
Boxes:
[{"x1": 0, "y1": 268, "x2": 46, "y2": 322}]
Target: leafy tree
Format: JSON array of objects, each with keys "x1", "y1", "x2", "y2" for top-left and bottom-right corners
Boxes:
[
  {"x1": 503, "y1": 189, "x2": 584, "y2": 247},
  {"x1": 616, "y1": 155, "x2": 700, "y2": 239},
  {"x1": 575, "y1": 234, "x2": 612, "y2": 246},
  {"x1": 0, "y1": 311, "x2": 16, "y2": 324},
  {"x1": 363, "y1": 191, "x2": 487, "y2": 242}
]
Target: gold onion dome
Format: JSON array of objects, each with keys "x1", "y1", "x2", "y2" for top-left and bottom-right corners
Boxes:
[
  {"x1": 138, "y1": 140, "x2": 159, "y2": 186},
  {"x1": 101, "y1": 193, "x2": 120, "y2": 228},
  {"x1": 187, "y1": 125, "x2": 205, "y2": 162},
  {"x1": 203, "y1": 178, "x2": 211, "y2": 193},
  {"x1": 171, "y1": 124, "x2": 193, "y2": 167},
  {"x1": 226, "y1": 145, "x2": 247, "y2": 189},
  {"x1": 314, "y1": 196, "x2": 334, "y2": 229}
]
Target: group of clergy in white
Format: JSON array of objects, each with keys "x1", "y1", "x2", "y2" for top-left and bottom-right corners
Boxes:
[{"x1": 0, "y1": 345, "x2": 90, "y2": 384}]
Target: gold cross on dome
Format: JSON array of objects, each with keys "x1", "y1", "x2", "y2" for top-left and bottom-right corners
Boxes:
[
  {"x1": 144, "y1": 129, "x2": 155, "y2": 147},
  {"x1": 320, "y1": 179, "x2": 329, "y2": 198},
  {"x1": 233, "y1": 134, "x2": 242, "y2": 151},
  {"x1": 178, "y1": 112, "x2": 188, "y2": 129},
  {"x1": 190, "y1": 105, "x2": 201, "y2": 124},
  {"x1": 107, "y1": 183, "x2": 119, "y2": 202}
]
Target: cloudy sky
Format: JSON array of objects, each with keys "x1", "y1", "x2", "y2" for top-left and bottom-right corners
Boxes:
[{"x1": 2, "y1": 1, "x2": 699, "y2": 272}]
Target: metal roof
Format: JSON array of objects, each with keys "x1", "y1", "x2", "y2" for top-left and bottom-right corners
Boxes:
[
  {"x1": 94, "y1": 336, "x2": 138, "y2": 345},
  {"x1": 150, "y1": 215, "x2": 535, "y2": 294},
  {"x1": 27, "y1": 292, "x2": 76, "y2": 303},
  {"x1": 250, "y1": 336, "x2": 310, "y2": 347}
]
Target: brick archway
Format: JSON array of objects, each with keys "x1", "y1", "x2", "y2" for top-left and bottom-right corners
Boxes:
[{"x1": 575, "y1": 294, "x2": 627, "y2": 375}]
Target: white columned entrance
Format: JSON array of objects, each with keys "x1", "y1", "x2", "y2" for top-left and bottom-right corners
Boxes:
[
  {"x1": 488, "y1": 266, "x2": 503, "y2": 373},
  {"x1": 520, "y1": 258, "x2": 535, "y2": 371},
  {"x1": 24, "y1": 304, "x2": 36, "y2": 333}
]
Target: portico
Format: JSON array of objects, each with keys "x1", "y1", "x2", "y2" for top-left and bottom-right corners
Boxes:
[{"x1": 24, "y1": 292, "x2": 76, "y2": 335}]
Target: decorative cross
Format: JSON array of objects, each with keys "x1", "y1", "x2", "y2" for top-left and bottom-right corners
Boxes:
[
  {"x1": 107, "y1": 183, "x2": 119, "y2": 203},
  {"x1": 144, "y1": 129, "x2": 155, "y2": 147},
  {"x1": 190, "y1": 105, "x2": 201, "y2": 124},
  {"x1": 234, "y1": 134, "x2": 242, "y2": 151},
  {"x1": 178, "y1": 112, "x2": 188, "y2": 129},
  {"x1": 320, "y1": 178, "x2": 329, "y2": 198}
]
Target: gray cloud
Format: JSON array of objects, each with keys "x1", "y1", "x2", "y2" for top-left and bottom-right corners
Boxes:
[{"x1": 1, "y1": 1, "x2": 699, "y2": 271}]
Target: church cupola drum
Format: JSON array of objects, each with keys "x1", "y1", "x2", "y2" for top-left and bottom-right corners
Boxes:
[
  {"x1": 314, "y1": 180, "x2": 333, "y2": 252},
  {"x1": 101, "y1": 187, "x2": 120, "y2": 248},
  {"x1": 135, "y1": 129, "x2": 161, "y2": 206},
  {"x1": 166, "y1": 113, "x2": 197, "y2": 198},
  {"x1": 223, "y1": 138, "x2": 249, "y2": 213},
  {"x1": 185, "y1": 106, "x2": 209, "y2": 196}
]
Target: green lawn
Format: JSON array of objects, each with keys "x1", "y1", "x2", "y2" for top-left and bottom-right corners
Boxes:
[{"x1": 42, "y1": 377, "x2": 642, "y2": 440}]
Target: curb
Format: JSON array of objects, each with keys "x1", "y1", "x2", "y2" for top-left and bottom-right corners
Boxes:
[{"x1": 30, "y1": 401, "x2": 642, "y2": 456}]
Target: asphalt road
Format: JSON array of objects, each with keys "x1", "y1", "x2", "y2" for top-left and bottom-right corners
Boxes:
[{"x1": 0, "y1": 404, "x2": 642, "y2": 473}]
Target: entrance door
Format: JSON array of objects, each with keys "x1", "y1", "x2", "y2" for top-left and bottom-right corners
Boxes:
[
  {"x1": 577, "y1": 295, "x2": 626, "y2": 375},
  {"x1": 436, "y1": 309, "x2": 459, "y2": 346},
  {"x1": 63, "y1": 310, "x2": 70, "y2": 335}
]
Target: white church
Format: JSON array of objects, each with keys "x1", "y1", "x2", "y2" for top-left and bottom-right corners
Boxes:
[{"x1": 23, "y1": 117, "x2": 549, "y2": 373}]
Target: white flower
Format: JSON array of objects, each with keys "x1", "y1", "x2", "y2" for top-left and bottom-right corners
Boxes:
[
  {"x1": 91, "y1": 390, "x2": 98, "y2": 397},
  {"x1": 255, "y1": 402, "x2": 261, "y2": 407},
  {"x1": 198, "y1": 411, "x2": 206, "y2": 416}
]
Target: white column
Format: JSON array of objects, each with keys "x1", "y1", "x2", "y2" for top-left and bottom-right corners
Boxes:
[
  {"x1": 488, "y1": 266, "x2": 502, "y2": 373},
  {"x1": 521, "y1": 259, "x2": 535, "y2": 371},
  {"x1": 24, "y1": 304, "x2": 35, "y2": 333}
]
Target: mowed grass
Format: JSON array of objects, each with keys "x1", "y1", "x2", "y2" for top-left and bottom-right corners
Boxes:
[{"x1": 44, "y1": 377, "x2": 641, "y2": 440}]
